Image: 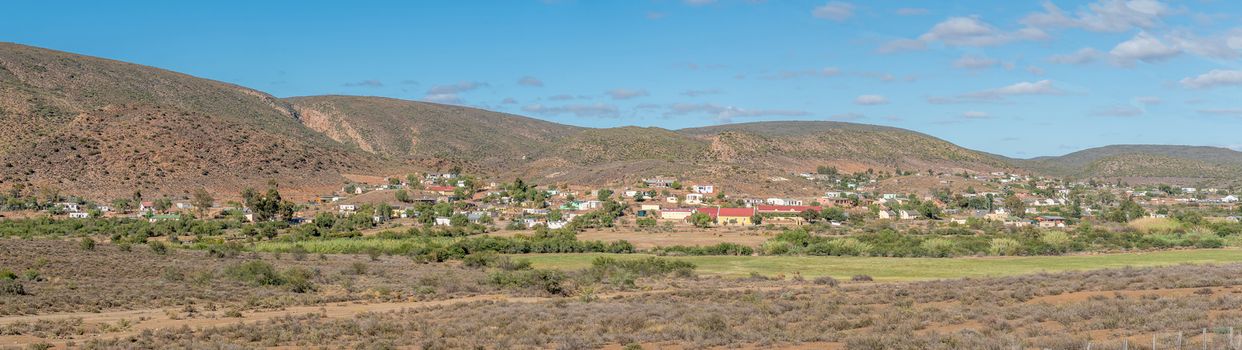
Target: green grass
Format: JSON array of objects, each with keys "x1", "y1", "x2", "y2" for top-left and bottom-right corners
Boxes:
[
  {"x1": 518, "y1": 248, "x2": 1242, "y2": 281},
  {"x1": 253, "y1": 237, "x2": 455, "y2": 255}
]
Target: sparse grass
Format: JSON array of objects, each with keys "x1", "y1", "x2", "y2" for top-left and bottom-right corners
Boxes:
[
  {"x1": 252, "y1": 237, "x2": 455, "y2": 255},
  {"x1": 518, "y1": 248, "x2": 1242, "y2": 281}
]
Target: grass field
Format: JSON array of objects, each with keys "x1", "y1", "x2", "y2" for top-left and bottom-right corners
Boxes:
[
  {"x1": 519, "y1": 248, "x2": 1242, "y2": 281},
  {"x1": 252, "y1": 237, "x2": 455, "y2": 255}
]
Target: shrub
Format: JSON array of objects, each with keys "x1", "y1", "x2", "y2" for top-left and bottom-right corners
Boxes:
[
  {"x1": 1040, "y1": 231, "x2": 1071, "y2": 253},
  {"x1": 283, "y1": 268, "x2": 316, "y2": 293},
  {"x1": 488, "y1": 269, "x2": 568, "y2": 295},
  {"x1": 988, "y1": 238, "x2": 1022, "y2": 256},
  {"x1": 813, "y1": 276, "x2": 839, "y2": 287},
  {"x1": 0, "y1": 279, "x2": 24, "y2": 296},
  {"x1": 851, "y1": 275, "x2": 874, "y2": 282},
  {"x1": 225, "y1": 261, "x2": 284, "y2": 286},
  {"x1": 148, "y1": 241, "x2": 169, "y2": 255},
  {"x1": 347, "y1": 262, "x2": 368, "y2": 275},
  {"x1": 919, "y1": 238, "x2": 957, "y2": 257},
  {"x1": 79, "y1": 237, "x2": 96, "y2": 251}
]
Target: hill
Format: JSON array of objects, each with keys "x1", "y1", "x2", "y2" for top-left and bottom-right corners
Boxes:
[
  {"x1": 0, "y1": 43, "x2": 380, "y2": 200},
  {"x1": 1017, "y1": 145, "x2": 1242, "y2": 183}
]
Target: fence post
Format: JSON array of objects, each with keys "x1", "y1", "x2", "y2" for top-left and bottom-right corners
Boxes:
[{"x1": 1178, "y1": 331, "x2": 1184, "y2": 350}]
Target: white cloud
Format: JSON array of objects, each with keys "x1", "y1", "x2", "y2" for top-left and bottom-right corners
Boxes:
[
  {"x1": 1048, "y1": 47, "x2": 1103, "y2": 64},
  {"x1": 854, "y1": 95, "x2": 889, "y2": 105},
  {"x1": 517, "y1": 76, "x2": 544, "y2": 87},
  {"x1": 681, "y1": 89, "x2": 722, "y2": 97},
  {"x1": 664, "y1": 103, "x2": 811, "y2": 123},
  {"x1": 424, "y1": 93, "x2": 462, "y2": 104},
  {"x1": 1092, "y1": 105, "x2": 1144, "y2": 117},
  {"x1": 876, "y1": 39, "x2": 927, "y2": 54},
  {"x1": 896, "y1": 7, "x2": 928, "y2": 16},
  {"x1": 962, "y1": 111, "x2": 990, "y2": 119},
  {"x1": 342, "y1": 80, "x2": 384, "y2": 87},
  {"x1": 918, "y1": 16, "x2": 1047, "y2": 47},
  {"x1": 953, "y1": 54, "x2": 998, "y2": 69},
  {"x1": 1109, "y1": 31, "x2": 1180, "y2": 64},
  {"x1": 606, "y1": 88, "x2": 650, "y2": 100},
  {"x1": 427, "y1": 81, "x2": 488, "y2": 95},
  {"x1": 1180, "y1": 69, "x2": 1242, "y2": 89},
  {"x1": 522, "y1": 103, "x2": 620, "y2": 118},
  {"x1": 966, "y1": 80, "x2": 1064, "y2": 99},
  {"x1": 760, "y1": 67, "x2": 841, "y2": 80},
  {"x1": 1021, "y1": 0, "x2": 1170, "y2": 33},
  {"x1": 812, "y1": 1, "x2": 854, "y2": 21},
  {"x1": 1135, "y1": 96, "x2": 1161, "y2": 105},
  {"x1": 1165, "y1": 30, "x2": 1242, "y2": 60},
  {"x1": 1196, "y1": 109, "x2": 1242, "y2": 117}
]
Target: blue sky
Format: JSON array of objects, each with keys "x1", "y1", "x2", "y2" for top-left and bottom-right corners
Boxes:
[{"x1": 5, "y1": 0, "x2": 1242, "y2": 158}]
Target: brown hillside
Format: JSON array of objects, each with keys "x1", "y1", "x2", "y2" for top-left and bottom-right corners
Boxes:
[{"x1": 0, "y1": 43, "x2": 380, "y2": 200}]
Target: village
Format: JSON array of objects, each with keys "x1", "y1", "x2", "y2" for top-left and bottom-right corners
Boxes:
[{"x1": 16, "y1": 166, "x2": 1241, "y2": 237}]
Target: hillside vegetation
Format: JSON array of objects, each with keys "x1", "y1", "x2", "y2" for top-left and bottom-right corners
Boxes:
[
  {"x1": 4, "y1": 42, "x2": 1241, "y2": 199},
  {"x1": 0, "y1": 43, "x2": 378, "y2": 199}
]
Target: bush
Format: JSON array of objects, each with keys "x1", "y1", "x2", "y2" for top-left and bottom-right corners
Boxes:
[
  {"x1": 919, "y1": 238, "x2": 957, "y2": 257},
  {"x1": 79, "y1": 237, "x2": 96, "y2": 251},
  {"x1": 0, "y1": 279, "x2": 24, "y2": 295},
  {"x1": 148, "y1": 241, "x2": 169, "y2": 255},
  {"x1": 488, "y1": 269, "x2": 568, "y2": 295},
  {"x1": 813, "y1": 276, "x2": 839, "y2": 287},
  {"x1": 225, "y1": 261, "x2": 284, "y2": 286},
  {"x1": 988, "y1": 238, "x2": 1022, "y2": 256},
  {"x1": 851, "y1": 275, "x2": 873, "y2": 282},
  {"x1": 1040, "y1": 231, "x2": 1071, "y2": 253}
]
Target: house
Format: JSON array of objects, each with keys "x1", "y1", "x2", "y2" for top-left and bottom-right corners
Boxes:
[
  {"x1": 623, "y1": 190, "x2": 639, "y2": 198},
  {"x1": 685, "y1": 193, "x2": 704, "y2": 205},
  {"x1": 139, "y1": 201, "x2": 156, "y2": 212},
  {"x1": 317, "y1": 195, "x2": 342, "y2": 203},
  {"x1": 56, "y1": 202, "x2": 81, "y2": 213},
  {"x1": 823, "y1": 191, "x2": 844, "y2": 198},
  {"x1": 878, "y1": 210, "x2": 895, "y2": 220},
  {"x1": 897, "y1": 210, "x2": 921, "y2": 220},
  {"x1": 639, "y1": 204, "x2": 661, "y2": 212},
  {"x1": 434, "y1": 217, "x2": 452, "y2": 226},
  {"x1": 174, "y1": 201, "x2": 193, "y2": 210},
  {"x1": 741, "y1": 198, "x2": 766, "y2": 207},
  {"x1": 690, "y1": 185, "x2": 715, "y2": 194},
  {"x1": 755, "y1": 205, "x2": 818, "y2": 215},
  {"x1": 820, "y1": 197, "x2": 853, "y2": 207},
  {"x1": 148, "y1": 214, "x2": 180, "y2": 223},
  {"x1": 338, "y1": 204, "x2": 357, "y2": 214},
  {"x1": 68, "y1": 212, "x2": 90, "y2": 219},
  {"x1": 645, "y1": 177, "x2": 675, "y2": 188},
  {"x1": 765, "y1": 198, "x2": 803, "y2": 206},
  {"x1": 1035, "y1": 215, "x2": 1067, "y2": 228},
  {"x1": 695, "y1": 207, "x2": 756, "y2": 226},
  {"x1": 426, "y1": 186, "x2": 457, "y2": 194},
  {"x1": 665, "y1": 196, "x2": 679, "y2": 204},
  {"x1": 660, "y1": 208, "x2": 695, "y2": 221},
  {"x1": 1223, "y1": 195, "x2": 1239, "y2": 203}
]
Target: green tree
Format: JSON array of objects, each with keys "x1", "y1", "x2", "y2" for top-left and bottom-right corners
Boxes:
[
  {"x1": 191, "y1": 188, "x2": 214, "y2": 217},
  {"x1": 394, "y1": 189, "x2": 410, "y2": 203},
  {"x1": 1003, "y1": 195, "x2": 1025, "y2": 217},
  {"x1": 596, "y1": 189, "x2": 614, "y2": 201},
  {"x1": 689, "y1": 212, "x2": 713, "y2": 228}
]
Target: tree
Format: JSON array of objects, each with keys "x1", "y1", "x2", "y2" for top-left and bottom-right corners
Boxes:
[
  {"x1": 153, "y1": 198, "x2": 173, "y2": 213},
  {"x1": 1003, "y1": 195, "x2": 1025, "y2": 217},
  {"x1": 450, "y1": 213, "x2": 469, "y2": 227},
  {"x1": 111, "y1": 198, "x2": 133, "y2": 213},
  {"x1": 246, "y1": 186, "x2": 296, "y2": 222},
  {"x1": 596, "y1": 189, "x2": 614, "y2": 201},
  {"x1": 191, "y1": 188, "x2": 214, "y2": 217},
  {"x1": 394, "y1": 189, "x2": 410, "y2": 203},
  {"x1": 799, "y1": 209, "x2": 820, "y2": 223},
  {"x1": 820, "y1": 207, "x2": 847, "y2": 222},
  {"x1": 689, "y1": 212, "x2": 713, "y2": 228},
  {"x1": 388, "y1": 177, "x2": 401, "y2": 186}
]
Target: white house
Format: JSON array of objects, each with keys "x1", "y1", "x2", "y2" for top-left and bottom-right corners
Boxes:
[
  {"x1": 434, "y1": 217, "x2": 452, "y2": 226},
  {"x1": 68, "y1": 212, "x2": 90, "y2": 219},
  {"x1": 897, "y1": 210, "x2": 921, "y2": 220},
  {"x1": 690, "y1": 185, "x2": 715, "y2": 194},
  {"x1": 1223, "y1": 195, "x2": 1238, "y2": 203},
  {"x1": 685, "y1": 193, "x2": 704, "y2": 205},
  {"x1": 338, "y1": 204, "x2": 357, "y2": 213},
  {"x1": 765, "y1": 198, "x2": 803, "y2": 206},
  {"x1": 56, "y1": 202, "x2": 81, "y2": 213}
]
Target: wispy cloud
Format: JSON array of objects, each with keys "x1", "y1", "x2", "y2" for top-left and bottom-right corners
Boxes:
[
  {"x1": 427, "y1": 81, "x2": 488, "y2": 95},
  {"x1": 664, "y1": 103, "x2": 811, "y2": 123},
  {"x1": 606, "y1": 88, "x2": 650, "y2": 100},
  {"x1": 1180, "y1": 69, "x2": 1242, "y2": 89},
  {"x1": 681, "y1": 89, "x2": 722, "y2": 97},
  {"x1": 931, "y1": 80, "x2": 1066, "y2": 104},
  {"x1": 517, "y1": 76, "x2": 544, "y2": 87},
  {"x1": 812, "y1": 1, "x2": 854, "y2": 22},
  {"x1": 918, "y1": 16, "x2": 1047, "y2": 47},
  {"x1": 1091, "y1": 105, "x2": 1144, "y2": 117},
  {"x1": 1021, "y1": 0, "x2": 1170, "y2": 33},
  {"x1": 522, "y1": 103, "x2": 620, "y2": 118},
  {"x1": 854, "y1": 94, "x2": 889, "y2": 105},
  {"x1": 1109, "y1": 31, "x2": 1180, "y2": 65},
  {"x1": 953, "y1": 54, "x2": 998, "y2": 69},
  {"x1": 962, "y1": 111, "x2": 991, "y2": 119},
  {"x1": 1048, "y1": 47, "x2": 1103, "y2": 64},
  {"x1": 342, "y1": 80, "x2": 384, "y2": 87},
  {"x1": 1196, "y1": 108, "x2": 1242, "y2": 117},
  {"x1": 759, "y1": 67, "x2": 840, "y2": 80}
]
